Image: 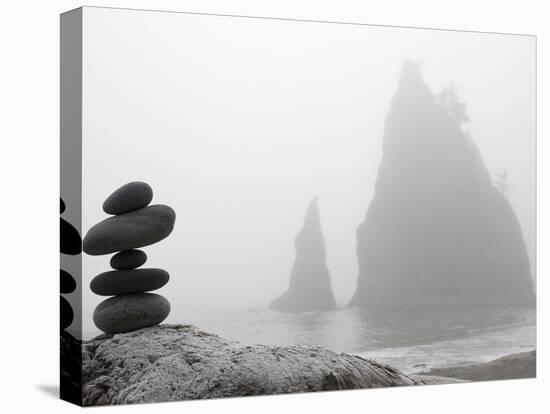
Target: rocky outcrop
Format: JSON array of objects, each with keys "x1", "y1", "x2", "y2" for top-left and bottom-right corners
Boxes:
[
  {"x1": 350, "y1": 61, "x2": 535, "y2": 310},
  {"x1": 82, "y1": 324, "x2": 424, "y2": 406},
  {"x1": 271, "y1": 198, "x2": 337, "y2": 312}
]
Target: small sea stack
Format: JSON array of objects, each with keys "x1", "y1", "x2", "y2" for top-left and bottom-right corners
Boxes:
[
  {"x1": 83, "y1": 182, "x2": 175, "y2": 334},
  {"x1": 270, "y1": 198, "x2": 337, "y2": 312}
]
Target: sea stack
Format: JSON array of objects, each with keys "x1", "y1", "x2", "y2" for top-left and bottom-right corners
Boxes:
[
  {"x1": 350, "y1": 61, "x2": 535, "y2": 310},
  {"x1": 83, "y1": 182, "x2": 175, "y2": 333},
  {"x1": 271, "y1": 198, "x2": 337, "y2": 312}
]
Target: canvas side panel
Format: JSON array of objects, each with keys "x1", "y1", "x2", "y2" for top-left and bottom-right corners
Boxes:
[{"x1": 60, "y1": 7, "x2": 83, "y2": 407}]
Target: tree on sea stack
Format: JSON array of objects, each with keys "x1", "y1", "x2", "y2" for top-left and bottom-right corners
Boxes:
[{"x1": 83, "y1": 182, "x2": 176, "y2": 334}]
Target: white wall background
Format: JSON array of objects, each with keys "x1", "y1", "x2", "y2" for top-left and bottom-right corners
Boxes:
[{"x1": 0, "y1": 1, "x2": 548, "y2": 413}]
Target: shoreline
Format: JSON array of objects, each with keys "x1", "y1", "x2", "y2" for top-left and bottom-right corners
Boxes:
[
  {"x1": 415, "y1": 350, "x2": 536, "y2": 382},
  {"x1": 74, "y1": 325, "x2": 535, "y2": 404}
]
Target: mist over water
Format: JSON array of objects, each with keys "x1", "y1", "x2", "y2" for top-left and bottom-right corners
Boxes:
[
  {"x1": 173, "y1": 306, "x2": 535, "y2": 373},
  {"x1": 80, "y1": 9, "x2": 535, "y2": 370}
]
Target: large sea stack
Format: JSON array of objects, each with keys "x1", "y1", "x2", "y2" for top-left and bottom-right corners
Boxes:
[
  {"x1": 350, "y1": 61, "x2": 534, "y2": 310},
  {"x1": 271, "y1": 198, "x2": 337, "y2": 312}
]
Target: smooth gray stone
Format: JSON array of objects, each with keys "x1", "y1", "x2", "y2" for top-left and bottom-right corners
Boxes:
[
  {"x1": 103, "y1": 181, "x2": 153, "y2": 215},
  {"x1": 110, "y1": 249, "x2": 147, "y2": 270},
  {"x1": 93, "y1": 293, "x2": 170, "y2": 334},
  {"x1": 90, "y1": 268, "x2": 169, "y2": 296},
  {"x1": 83, "y1": 205, "x2": 176, "y2": 255}
]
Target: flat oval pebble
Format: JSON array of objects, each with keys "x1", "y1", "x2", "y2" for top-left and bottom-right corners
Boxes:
[
  {"x1": 110, "y1": 249, "x2": 147, "y2": 270},
  {"x1": 61, "y1": 296, "x2": 74, "y2": 329},
  {"x1": 90, "y1": 268, "x2": 169, "y2": 296},
  {"x1": 83, "y1": 205, "x2": 176, "y2": 255},
  {"x1": 103, "y1": 181, "x2": 153, "y2": 215},
  {"x1": 61, "y1": 218, "x2": 82, "y2": 255},
  {"x1": 60, "y1": 269, "x2": 77, "y2": 293},
  {"x1": 93, "y1": 293, "x2": 170, "y2": 334}
]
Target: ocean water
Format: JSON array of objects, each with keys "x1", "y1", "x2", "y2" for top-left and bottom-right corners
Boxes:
[
  {"x1": 83, "y1": 305, "x2": 535, "y2": 373},
  {"x1": 185, "y1": 306, "x2": 535, "y2": 373}
]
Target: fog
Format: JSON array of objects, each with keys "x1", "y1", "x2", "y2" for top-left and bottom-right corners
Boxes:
[{"x1": 80, "y1": 8, "x2": 535, "y2": 336}]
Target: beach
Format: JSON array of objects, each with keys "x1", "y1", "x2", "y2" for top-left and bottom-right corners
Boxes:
[{"x1": 417, "y1": 350, "x2": 536, "y2": 382}]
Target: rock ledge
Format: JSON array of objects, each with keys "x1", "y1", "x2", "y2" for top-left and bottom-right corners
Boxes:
[{"x1": 83, "y1": 324, "x2": 423, "y2": 405}]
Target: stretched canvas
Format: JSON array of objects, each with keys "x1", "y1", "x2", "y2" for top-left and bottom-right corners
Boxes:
[{"x1": 60, "y1": 6, "x2": 536, "y2": 406}]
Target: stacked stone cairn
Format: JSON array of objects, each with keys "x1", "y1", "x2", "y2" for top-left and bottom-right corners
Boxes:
[
  {"x1": 60, "y1": 197, "x2": 81, "y2": 331},
  {"x1": 83, "y1": 182, "x2": 176, "y2": 334}
]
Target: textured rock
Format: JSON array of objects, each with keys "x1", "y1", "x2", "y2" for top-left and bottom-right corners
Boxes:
[
  {"x1": 103, "y1": 181, "x2": 153, "y2": 215},
  {"x1": 271, "y1": 198, "x2": 336, "y2": 312},
  {"x1": 93, "y1": 293, "x2": 170, "y2": 334},
  {"x1": 61, "y1": 269, "x2": 77, "y2": 294},
  {"x1": 90, "y1": 268, "x2": 169, "y2": 296},
  {"x1": 61, "y1": 296, "x2": 73, "y2": 329},
  {"x1": 82, "y1": 324, "x2": 420, "y2": 406},
  {"x1": 110, "y1": 249, "x2": 147, "y2": 270},
  {"x1": 350, "y1": 61, "x2": 535, "y2": 310},
  {"x1": 83, "y1": 205, "x2": 176, "y2": 255}
]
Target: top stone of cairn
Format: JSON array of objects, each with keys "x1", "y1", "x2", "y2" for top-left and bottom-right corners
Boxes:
[{"x1": 103, "y1": 181, "x2": 153, "y2": 215}]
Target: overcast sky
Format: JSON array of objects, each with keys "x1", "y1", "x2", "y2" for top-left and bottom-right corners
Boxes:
[{"x1": 80, "y1": 8, "x2": 535, "y2": 336}]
